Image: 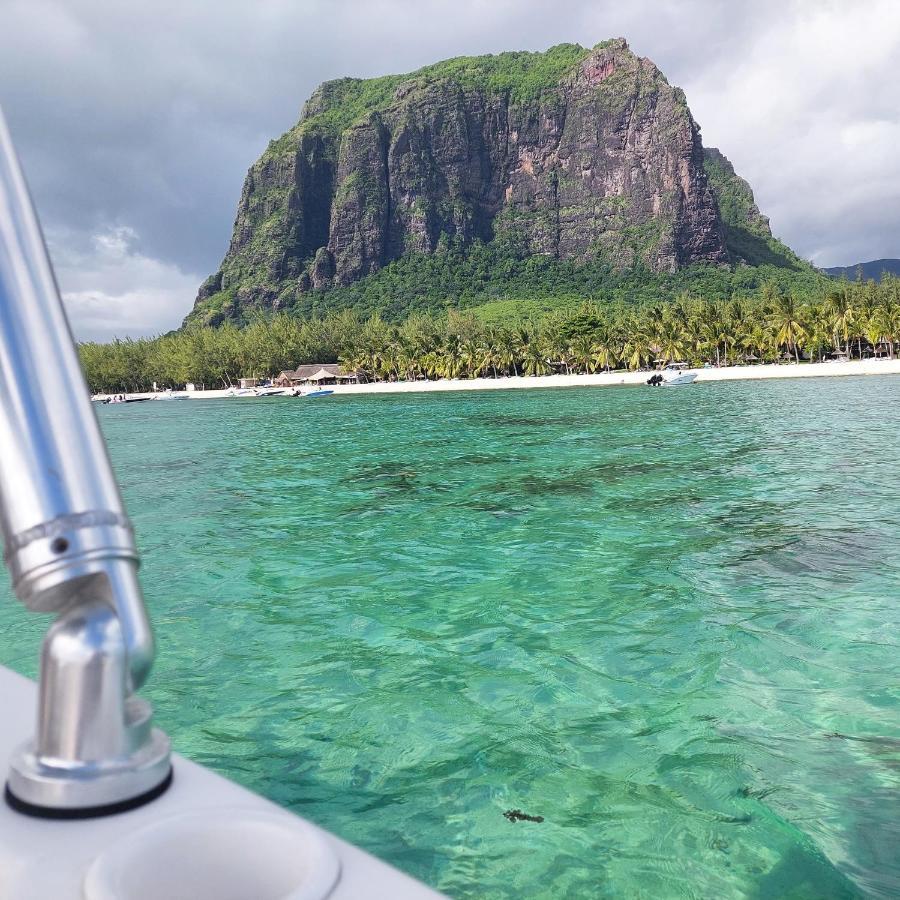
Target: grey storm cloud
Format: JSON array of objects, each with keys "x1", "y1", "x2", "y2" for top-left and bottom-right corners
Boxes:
[{"x1": 1, "y1": 0, "x2": 898, "y2": 340}]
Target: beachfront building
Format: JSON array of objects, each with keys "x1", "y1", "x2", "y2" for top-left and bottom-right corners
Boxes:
[{"x1": 273, "y1": 364, "x2": 358, "y2": 387}]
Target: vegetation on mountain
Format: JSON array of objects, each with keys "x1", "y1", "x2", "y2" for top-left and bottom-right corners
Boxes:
[
  {"x1": 80, "y1": 276, "x2": 900, "y2": 392},
  {"x1": 278, "y1": 43, "x2": 593, "y2": 144},
  {"x1": 279, "y1": 237, "x2": 825, "y2": 324}
]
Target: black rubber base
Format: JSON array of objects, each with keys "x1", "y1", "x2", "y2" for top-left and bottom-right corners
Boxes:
[{"x1": 5, "y1": 765, "x2": 173, "y2": 819}]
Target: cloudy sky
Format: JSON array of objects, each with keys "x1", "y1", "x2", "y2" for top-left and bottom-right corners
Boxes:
[{"x1": 1, "y1": 0, "x2": 898, "y2": 341}]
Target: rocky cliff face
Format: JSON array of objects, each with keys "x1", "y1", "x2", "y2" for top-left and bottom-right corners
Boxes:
[{"x1": 191, "y1": 40, "x2": 772, "y2": 324}]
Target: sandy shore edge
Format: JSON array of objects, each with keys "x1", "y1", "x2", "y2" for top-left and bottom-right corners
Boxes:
[{"x1": 98, "y1": 358, "x2": 900, "y2": 401}]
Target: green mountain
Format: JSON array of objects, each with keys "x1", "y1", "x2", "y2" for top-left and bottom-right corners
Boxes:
[{"x1": 189, "y1": 40, "x2": 825, "y2": 327}]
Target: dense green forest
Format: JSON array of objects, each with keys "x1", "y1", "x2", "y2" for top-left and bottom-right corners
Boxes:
[
  {"x1": 80, "y1": 276, "x2": 900, "y2": 393},
  {"x1": 193, "y1": 237, "x2": 826, "y2": 327}
]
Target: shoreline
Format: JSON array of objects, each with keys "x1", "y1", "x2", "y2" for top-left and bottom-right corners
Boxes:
[{"x1": 100, "y1": 358, "x2": 900, "y2": 401}]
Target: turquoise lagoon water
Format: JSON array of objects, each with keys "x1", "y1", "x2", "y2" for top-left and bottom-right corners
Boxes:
[{"x1": 0, "y1": 377, "x2": 898, "y2": 898}]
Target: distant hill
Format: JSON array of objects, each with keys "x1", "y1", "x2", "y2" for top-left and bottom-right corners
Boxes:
[{"x1": 823, "y1": 259, "x2": 900, "y2": 282}]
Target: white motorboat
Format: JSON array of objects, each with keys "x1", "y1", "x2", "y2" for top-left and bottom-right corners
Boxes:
[
  {"x1": 648, "y1": 363, "x2": 698, "y2": 386},
  {"x1": 226, "y1": 387, "x2": 289, "y2": 398},
  {"x1": 662, "y1": 370, "x2": 698, "y2": 386},
  {"x1": 156, "y1": 390, "x2": 189, "y2": 400},
  {"x1": 255, "y1": 387, "x2": 290, "y2": 397}
]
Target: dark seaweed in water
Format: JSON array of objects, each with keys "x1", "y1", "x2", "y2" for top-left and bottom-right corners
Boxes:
[
  {"x1": 459, "y1": 498, "x2": 528, "y2": 518},
  {"x1": 449, "y1": 453, "x2": 509, "y2": 466},
  {"x1": 583, "y1": 459, "x2": 677, "y2": 482},
  {"x1": 343, "y1": 462, "x2": 422, "y2": 498},
  {"x1": 515, "y1": 472, "x2": 596, "y2": 497},
  {"x1": 345, "y1": 461, "x2": 418, "y2": 482},
  {"x1": 471, "y1": 415, "x2": 597, "y2": 429},
  {"x1": 825, "y1": 732, "x2": 900, "y2": 748},
  {"x1": 504, "y1": 809, "x2": 544, "y2": 823}
]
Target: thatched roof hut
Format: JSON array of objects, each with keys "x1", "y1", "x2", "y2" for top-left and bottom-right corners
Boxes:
[{"x1": 273, "y1": 364, "x2": 357, "y2": 386}]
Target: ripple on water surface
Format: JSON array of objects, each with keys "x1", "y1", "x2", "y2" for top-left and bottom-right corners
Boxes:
[{"x1": 0, "y1": 377, "x2": 898, "y2": 898}]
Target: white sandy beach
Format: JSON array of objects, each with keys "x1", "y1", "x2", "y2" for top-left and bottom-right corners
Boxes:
[{"x1": 101, "y1": 357, "x2": 900, "y2": 402}]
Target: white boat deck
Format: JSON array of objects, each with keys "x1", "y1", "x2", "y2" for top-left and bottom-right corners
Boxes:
[{"x1": 0, "y1": 668, "x2": 443, "y2": 900}]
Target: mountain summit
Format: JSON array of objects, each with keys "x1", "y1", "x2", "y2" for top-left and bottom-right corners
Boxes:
[{"x1": 190, "y1": 40, "x2": 799, "y2": 325}]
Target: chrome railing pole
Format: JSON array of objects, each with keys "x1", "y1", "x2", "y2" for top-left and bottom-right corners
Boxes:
[{"x1": 0, "y1": 107, "x2": 170, "y2": 815}]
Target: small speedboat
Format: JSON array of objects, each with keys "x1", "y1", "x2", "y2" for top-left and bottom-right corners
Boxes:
[
  {"x1": 156, "y1": 391, "x2": 189, "y2": 401},
  {"x1": 647, "y1": 363, "x2": 698, "y2": 387},
  {"x1": 293, "y1": 388, "x2": 334, "y2": 398},
  {"x1": 255, "y1": 387, "x2": 289, "y2": 397},
  {"x1": 661, "y1": 371, "x2": 697, "y2": 386}
]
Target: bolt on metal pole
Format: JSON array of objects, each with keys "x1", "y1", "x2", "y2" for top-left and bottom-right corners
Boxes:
[{"x1": 0, "y1": 107, "x2": 171, "y2": 816}]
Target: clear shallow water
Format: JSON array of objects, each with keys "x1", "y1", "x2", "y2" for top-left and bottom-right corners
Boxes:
[{"x1": 1, "y1": 378, "x2": 899, "y2": 898}]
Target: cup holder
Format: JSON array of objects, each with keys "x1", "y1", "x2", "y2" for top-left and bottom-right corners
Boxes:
[{"x1": 83, "y1": 809, "x2": 341, "y2": 900}]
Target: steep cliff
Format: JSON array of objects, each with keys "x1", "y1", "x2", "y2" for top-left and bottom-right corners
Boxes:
[{"x1": 191, "y1": 40, "x2": 797, "y2": 325}]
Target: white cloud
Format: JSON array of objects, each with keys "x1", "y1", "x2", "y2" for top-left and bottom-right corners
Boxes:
[
  {"x1": 681, "y1": 0, "x2": 900, "y2": 265},
  {"x1": 47, "y1": 226, "x2": 200, "y2": 342},
  {"x1": 92, "y1": 225, "x2": 137, "y2": 258}
]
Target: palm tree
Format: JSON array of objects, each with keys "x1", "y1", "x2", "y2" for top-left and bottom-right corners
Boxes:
[
  {"x1": 546, "y1": 334, "x2": 572, "y2": 375},
  {"x1": 655, "y1": 317, "x2": 687, "y2": 367},
  {"x1": 770, "y1": 293, "x2": 807, "y2": 363},
  {"x1": 591, "y1": 330, "x2": 617, "y2": 372},
  {"x1": 644, "y1": 304, "x2": 667, "y2": 347},
  {"x1": 440, "y1": 334, "x2": 465, "y2": 379},
  {"x1": 478, "y1": 329, "x2": 506, "y2": 378},
  {"x1": 869, "y1": 304, "x2": 896, "y2": 359},
  {"x1": 888, "y1": 303, "x2": 900, "y2": 359},
  {"x1": 827, "y1": 287, "x2": 854, "y2": 356},
  {"x1": 340, "y1": 345, "x2": 372, "y2": 383},
  {"x1": 698, "y1": 306, "x2": 720, "y2": 366},
  {"x1": 723, "y1": 300, "x2": 750, "y2": 367},
  {"x1": 382, "y1": 342, "x2": 403, "y2": 381},
  {"x1": 569, "y1": 336, "x2": 595, "y2": 373},
  {"x1": 522, "y1": 342, "x2": 552, "y2": 376},
  {"x1": 856, "y1": 289, "x2": 879, "y2": 358},
  {"x1": 420, "y1": 349, "x2": 442, "y2": 380},
  {"x1": 801, "y1": 303, "x2": 832, "y2": 363},
  {"x1": 397, "y1": 344, "x2": 420, "y2": 382},
  {"x1": 492, "y1": 330, "x2": 519, "y2": 376},
  {"x1": 622, "y1": 332, "x2": 652, "y2": 371},
  {"x1": 458, "y1": 338, "x2": 482, "y2": 378}
]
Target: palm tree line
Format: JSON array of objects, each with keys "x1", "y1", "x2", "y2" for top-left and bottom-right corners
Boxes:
[
  {"x1": 78, "y1": 277, "x2": 900, "y2": 393},
  {"x1": 340, "y1": 279, "x2": 900, "y2": 382}
]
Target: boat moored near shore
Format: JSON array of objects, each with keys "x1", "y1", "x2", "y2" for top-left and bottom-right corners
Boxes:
[{"x1": 647, "y1": 363, "x2": 699, "y2": 386}]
